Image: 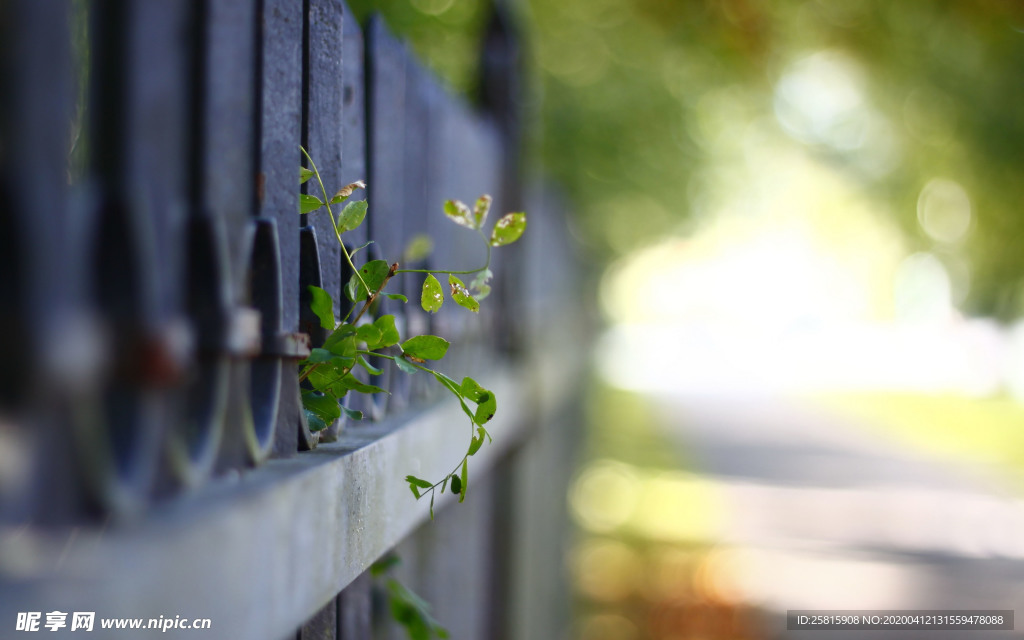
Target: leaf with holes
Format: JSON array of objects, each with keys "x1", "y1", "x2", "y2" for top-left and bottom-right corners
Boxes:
[
  {"x1": 460, "y1": 377, "x2": 496, "y2": 424},
  {"x1": 421, "y1": 274, "x2": 443, "y2": 313},
  {"x1": 346, "y1": 259, "x2": 391, "y2": 301},
  {"x1": 489, "y1": 212, "x2": 526, "y2": 246},
  {"x1": 473, "y1": 195, "x2": 491, "y2": 229},
  {"x1": 443, "y1": 199, "x2": 474, "y2": 228},
  {"x1": 470, "y1": 268, "x2": 492, "y2": 291},
  {"x1": 448, "y1": 275, "x2": 479, "y2": 312},
  {"x1": 330, "y1": 180, "x2": 366, "y2": 204}
]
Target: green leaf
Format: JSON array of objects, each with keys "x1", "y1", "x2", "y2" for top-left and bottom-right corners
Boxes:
[
  {"x1": 300, "y1": 193, "x2": 324, "y2": 214},
  {"x1": 448, "y1": 275, "x2": 479, "y2": 313},
  {"x1": 349, "y1": 240, "x2": 374, "y2": 257},
  {"x1": 301, "y1": 391, "x2": 342, "y2": 422},
  {"x1": 371, "y1": 556, "x2": 400, "y2": 576},
  {"x1": 408, "y1": 484, "x2": 421, "y2": 499},
  {"x1": 305, "y1": 348, "x2": 334, "y2": 364},
  {"x1": 300, "y1": 167, "x2": 315, "y2": 184},
  {"x1": 308, "y1": 362, "x2": 385, "y2": 397},
  {"x1": 336, "y1": 199, "x2": 368, "y2": 233},
  {"x1": 421, "y1": 274, "x2": 443, "y2": 313},
  {"x1": 339, "y1": 374, "x2": 387, "y2": 395},
  {"x1": 449, "y1": 473, "x2": 462, "y2": 496},
  {"x1": 458, "y1": 458, "x2": 468, "y2": 503},
  {"x1": 475, "y1": 390, "x2": 496, "y2": 425},
  {"x1": 468, "y1": 431, "x2": 484, "y2": 456},
  {"x1": 356, "y1": 323, "x2": 382, "y2": 348},
  {"x1": 304, "y1": 409, "x2": 330, "y2": 433},
  {"x1": 323, "y1": 325, "x2": 357, "y2": 355},
  {"x1": 308, "y1": 285, "x2": 335, "y2": 329},
  {"x1": 470, "y1": 268, "x2": 493, "y2": 290},
  {"x1": 356, "y1": 355, "x2": 383, "y2": 376},
  {"x1": 459, "y1": 377, "x2": 487, "y2": 402},
  {"x1": 431, "y1": 370, "x2": 462, "y2": 395},
  {"x1": 341, "y1": 406, "x2": 364, "y2": 421},
  {"x1": 431, "y1": 370, "x2": 478, "y2": 424},
  {"x1": 474, "y1": 285, "x2": 491, "y2": 301},
  {"x1": 443, "y1": 199, "x2": 474, "y2": 228},
  {"x1": 374, "y1": 315, "x2": 400, "y2": 347},
  {"x1": 460, "y1": 377, "x2": 496, "y2": 424},
  {"x1": 489, "y1": 212, "x2": 526, "y2": 246},
  {"x1": 403, "y1": 234, "x2": 433, "y2": 263},
  {"x1": 401, "y1": 335, "x2": 450, "y2": 360},
  {"x1": 395, "y1": 357, "x2": 419, "y2": 375},
  {"x1": 473, "y1": 194, "x2": 492, "y2": 229},
  {"x1": 385, "y1": 293, "x2": 408, "y2": 302},
  {"x1": 346, "y1": 259, "x2": 391, "y2": 301},
  {"x1": 344, "y1": 278, "x2": 359, "y2": 303},
  {"x1": 405, "y1": 475, "x2": 433, "y2": 489}
]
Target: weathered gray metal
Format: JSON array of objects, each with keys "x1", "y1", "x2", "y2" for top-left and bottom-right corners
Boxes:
[{"x1": 0, "y1": 0, "x2": 577, "y2": 637}]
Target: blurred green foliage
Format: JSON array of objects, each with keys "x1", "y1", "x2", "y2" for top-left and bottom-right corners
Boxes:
[
  {"x1": 360, "y1": 0, "x2": 1024, "y2": 319},
  {"x1": 345, "y1": 0, "x2": 490, "y2": 96}
]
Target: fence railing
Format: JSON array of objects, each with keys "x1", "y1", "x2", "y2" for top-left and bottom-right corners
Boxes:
[{"x1": 0, "y1": 1, "x2": 580, "y2": 638}]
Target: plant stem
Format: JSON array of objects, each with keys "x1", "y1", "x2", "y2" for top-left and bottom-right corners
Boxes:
[
  {"x1": 299, "y1": 262, "x2": 398, "y2": 384},
  {"x1": 299, "y1": 145, "x2": 369, "y2": 297},
  {"x1": 368, "y1": 352, "x2": 477, "y2": 495},
  {"x1": 352, "y1": 262, "x2": 399, "y2": 325}
]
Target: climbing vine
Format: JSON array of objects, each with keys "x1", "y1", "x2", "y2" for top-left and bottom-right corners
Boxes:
[{"x1": 297, "y1": 147, "x2": 525, "y2": 517}]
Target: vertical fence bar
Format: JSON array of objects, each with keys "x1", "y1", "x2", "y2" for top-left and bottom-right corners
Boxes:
[
  {"x1": 365, "y1": 17, "x2": 408, "y2": 419},
  {"x1": 300, "y1": 595, "x2": 339, "y2": 640},
  {"x1": 259, "y1": 0, "x2": 305, "y2": 458},
  {"x1": 338, "y1": 3, "x2": 371, "y2": 423},
  {"x1": 301, "y1": 0, "x2": 345, "y2": 443},
  {"x1": 0, "y1": 0, "x2": 78, "y2": 523},
  {"x1": 203, "y1": 0, "x2": 263, "y2": 471},
  {"x1": 75, "y1": 0, "x2": 169, "y2": 517},
  {"x1": 336, "y1": 571, "x2": 372, "y2": 638}
]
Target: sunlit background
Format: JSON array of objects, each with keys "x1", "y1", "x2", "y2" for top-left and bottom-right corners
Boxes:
[{"x1": 362, "y1": 0, "x2": 1024, "y2": 637}]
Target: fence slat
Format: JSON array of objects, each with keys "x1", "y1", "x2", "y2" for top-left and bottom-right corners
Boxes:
[{"x1": 259, "y1": 0, "x2": 305, "y2": 458}]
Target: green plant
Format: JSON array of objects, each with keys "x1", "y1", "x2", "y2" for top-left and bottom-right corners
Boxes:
[
  {"x1": 297, "y1": 147, "x2": 525, "y2": 517},
  {"x1": 371, "y1": 555, "x2": 449, "y2": 640}
]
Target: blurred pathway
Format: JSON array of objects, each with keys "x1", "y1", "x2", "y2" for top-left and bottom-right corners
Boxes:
[{"x1": 654, "y1": 393, "x2": 1024, "y2": 639}]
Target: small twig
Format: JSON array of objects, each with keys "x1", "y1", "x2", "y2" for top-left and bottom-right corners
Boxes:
[{"x1": 352, "y1": 262, "x2": 399, "y2": 325}]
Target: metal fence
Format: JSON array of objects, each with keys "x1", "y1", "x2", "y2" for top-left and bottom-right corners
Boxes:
[{"x1": 0, "y1": 1, "x2": 580, "y2": 638}]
